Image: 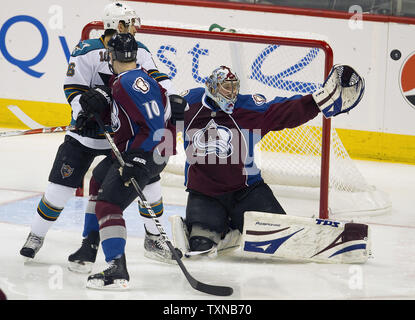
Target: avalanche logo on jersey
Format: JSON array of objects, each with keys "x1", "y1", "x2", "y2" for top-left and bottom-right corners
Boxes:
[
  {"x1": 133, "y1": 77, "x2": 150, "y2": 94},
  {"x1": 110, "y1": 101, "x2": 121, "y2": 133},
  {"x1": 192, "y1": 119, "x2": 233, "y2": 158},
  {"x1": 252, "y1": 94, "x2": 266, "y2": 106}
]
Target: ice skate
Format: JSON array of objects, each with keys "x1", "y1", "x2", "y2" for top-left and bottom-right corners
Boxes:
[
  {"x1": 20, "y1": 232, "x2": 44, "y2": 261},
  {"x1": 68, "y1": 231, "x2": 99, "y2": 273},
  {"x1": 86, "y1": 254, "x2": 129, "y2": 290},
  {"x1": 144, "y1": 226, "x2": 182, "y2": 264}
]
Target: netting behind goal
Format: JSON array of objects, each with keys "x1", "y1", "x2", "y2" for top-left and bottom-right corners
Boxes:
[{"x1": 82, "y1": 22, "x2": 391, "y2": 218}]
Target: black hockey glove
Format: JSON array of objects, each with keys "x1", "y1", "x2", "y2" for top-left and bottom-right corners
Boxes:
[
  {"x1": 79, "y1": 86, "x2": 112, "y2": 116},
  {"x1": 119, "y1": 150, "x2": 151, "y2": 186},
  {"x1": 169, "y1": 94, "x2": 188, "y2": 125},
  {"x1": 75, "y1": 111, "x2": 100, "y2": 138}
]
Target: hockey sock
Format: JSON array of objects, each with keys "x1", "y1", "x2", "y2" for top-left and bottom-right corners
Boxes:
[
  {"x1": 101, "y1": 238, "x2": 126, "y2": 262},
  {"x1": 31, "y1": 211, "x2": 54, "y2": 238},
  {"x1": 95, "y1": 201, "x2": 127, "y2": 262},
  {"x1": 82, "y1": 206, "x2": 100, "y2": 237},
  {"x1": 31, "y1": 183, "x2": 75, "y2": 237},
  {"x1": 82, "y1": 177, "x2": 100, "y2": 237},
  {"x1": 139, "y1": 198, "x2": 164, "y2": 235},
  {"x1": 139, "y1": 181, "x2": 164, "y2": 235}
]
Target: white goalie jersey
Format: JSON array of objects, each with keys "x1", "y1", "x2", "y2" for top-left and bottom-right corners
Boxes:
[{"x1": 63, "y1": 35, "x2": 174, "y2": 149}]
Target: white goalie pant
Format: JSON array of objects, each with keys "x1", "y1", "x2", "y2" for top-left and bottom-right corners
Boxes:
[{"x1": 170, "y1": 212, "x2": 371, "y2": 264}]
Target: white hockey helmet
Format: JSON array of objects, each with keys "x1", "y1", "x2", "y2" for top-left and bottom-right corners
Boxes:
[
  {"x1": 102, "y1": 2, "x2": 141, "y2": 30},
  {"x1": 205, "y1": 66, "x2": 240, "y2": 114}
]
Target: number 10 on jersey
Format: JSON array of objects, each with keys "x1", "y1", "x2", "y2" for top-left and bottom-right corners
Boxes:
[{"x1": 143, "y1": 100, "x2": 160, "y2": 119}]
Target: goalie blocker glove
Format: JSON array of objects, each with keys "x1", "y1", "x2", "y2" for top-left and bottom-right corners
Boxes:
[{"x1": 312, "y1": 65, "x2": 365, "y2": 118}]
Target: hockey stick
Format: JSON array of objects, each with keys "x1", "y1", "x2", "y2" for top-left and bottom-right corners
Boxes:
[
  {"x1": 93, "y1": 114, "x2": 233, "y2": 297},
  {"x1": 0, "y1": 125, "x2": 76, "y2": 138}
]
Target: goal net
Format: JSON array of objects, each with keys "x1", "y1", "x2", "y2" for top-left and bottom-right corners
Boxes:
[{"x1": 81, "y1": 22, "x2": 391, "y2": 218}]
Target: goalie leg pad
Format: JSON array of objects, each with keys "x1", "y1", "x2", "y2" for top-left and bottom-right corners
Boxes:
[
  {"x1": 189, "y1": 224, "x2": 221, "y2": 245},
  {"x1": 242, "y1": 211, "x2": 371, "y2": 264},
  {"x1": 215, "y1": 228, "x2": 241, "y2": 255},
  {"x1": 169, "y1": 215, "x2": 241, "y2": 258},
  {"x1": 169, "y1": 215, "x2": 190, "y2": 254},
  {"x1": 169, "y1": 215, "x2": 217, "y2": 257}
]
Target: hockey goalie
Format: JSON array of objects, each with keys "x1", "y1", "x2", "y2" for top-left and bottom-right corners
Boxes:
[{"x1": 168, "y1": 63, "x2": 370, "y2": 264}]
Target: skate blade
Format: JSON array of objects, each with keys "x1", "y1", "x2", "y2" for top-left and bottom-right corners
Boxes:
[
  {"x1": 86, "y1": 279, "x2": 129, "y2": 290},
  {"x1": 68, "y1": 261, "x2": 93, "y2": 274},
  {"x1": 144, "y1": 251, "x2": 177, "y2": 265}
]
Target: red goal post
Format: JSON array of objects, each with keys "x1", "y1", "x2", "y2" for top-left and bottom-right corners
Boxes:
[{"x1": 80, "y1": 22, "x2": 389, "y2": 219}]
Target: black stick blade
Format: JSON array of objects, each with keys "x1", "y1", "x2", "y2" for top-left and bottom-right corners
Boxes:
[
  {"x1": 194, "y1": 281, "x2": 234, "y2": 297},
  {"x1": 177, "y1": 258, "x2": 234, "y2": 297}
]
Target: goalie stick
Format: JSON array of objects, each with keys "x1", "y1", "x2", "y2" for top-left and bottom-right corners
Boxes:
[
  {"x1": 0, "y1": 125, "x2": 76, "y2": 138},
  {"x1": 93, "y1": 114, "x2": 233, "y2": 297}
]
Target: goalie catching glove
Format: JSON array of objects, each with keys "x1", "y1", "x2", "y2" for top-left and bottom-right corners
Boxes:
[{"x1": 312, "y1": 65, "x2": 365, "y2": 118}]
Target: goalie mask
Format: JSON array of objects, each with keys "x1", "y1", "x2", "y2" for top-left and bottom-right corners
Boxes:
[
  {"x1": 102, "y1": 2, "x2": 141, "y2": 31},
  {"x1": 205, "y1": 66, "x2": 240, "y2": 114},
  {"x1": 107, "y1": 33, "x2": 138, "y2": 73}
]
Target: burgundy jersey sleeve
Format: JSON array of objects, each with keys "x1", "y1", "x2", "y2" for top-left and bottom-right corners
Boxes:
[{"x1": 234, "y1": 94, "x2": 320, "y2": 137}]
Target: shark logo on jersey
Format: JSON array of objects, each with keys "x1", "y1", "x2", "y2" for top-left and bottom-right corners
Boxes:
[
  {"x1": 111, "y1": 101, "x2": 121, "y2": 132},
  {"x1": 192, "y1": 119, "x2": 233, "y2": 158},
  {"x1": 133, "y1": 77, "x2": 150, "y2": 93},
  {"x1": 252, "y1": 94, "x2": 266, "y2": 105},
  {"x1": 72, "y1": 42, "x2": 91, "y2": 55}
]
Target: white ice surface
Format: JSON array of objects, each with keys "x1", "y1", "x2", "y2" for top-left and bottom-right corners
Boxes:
[{"x1": 0, "y1": 131, "x2": 414, "y2": 300}]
